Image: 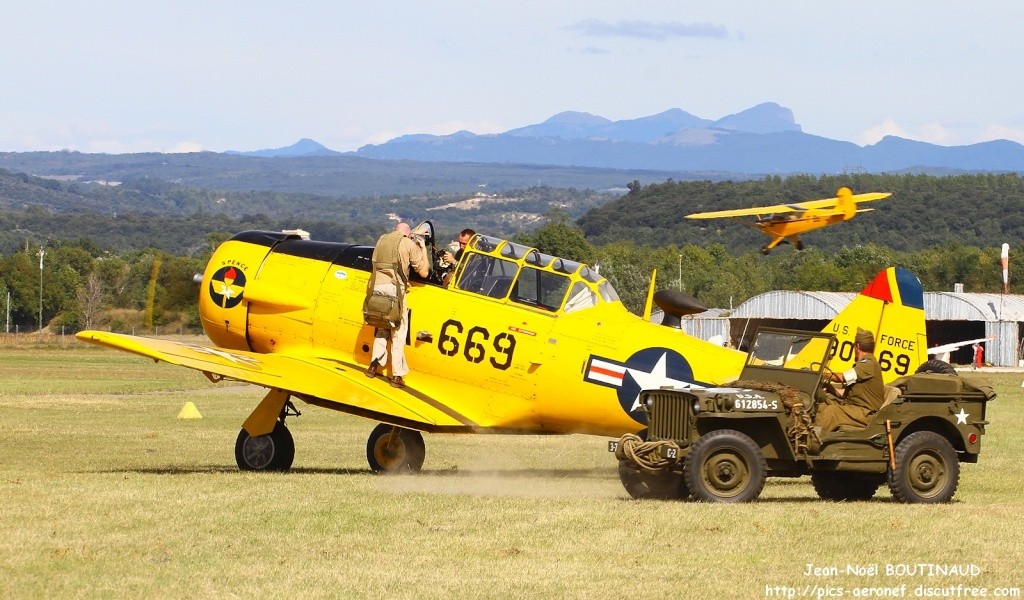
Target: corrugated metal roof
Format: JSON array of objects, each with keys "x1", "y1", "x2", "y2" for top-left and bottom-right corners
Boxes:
[
  {"x1": 730, "y1": 291, "x2": 855, "y2": 319},
  {"x1": 729, "y1": 290, "x2": 1024, "y2": 322},
  {"x1": 925, "y1": 292, "x2": 1024, "y2": 321}
]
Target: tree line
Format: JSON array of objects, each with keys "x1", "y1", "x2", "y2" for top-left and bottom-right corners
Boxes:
[{"x1": 2, "y1": 173, "x2": 1021, "y2": 330}]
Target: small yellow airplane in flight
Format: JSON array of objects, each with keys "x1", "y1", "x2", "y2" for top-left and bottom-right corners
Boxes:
[
  {"x1": 685, "y1": 187, "x2": 891, "y2": 254},
  {"x1": 76, "y1": 223, "x2": 926, "y2": 473}
]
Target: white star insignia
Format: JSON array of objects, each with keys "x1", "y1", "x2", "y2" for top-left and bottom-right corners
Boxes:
[
  {"x1": 623, "y1": 352, "x2": 699, "y2": 412},
  {"x1": 954, "y1": 408, "x2": 969, "y2": 425},
  {"x1": 184, "y1": 344, "x2": 260, "y2": 366}
]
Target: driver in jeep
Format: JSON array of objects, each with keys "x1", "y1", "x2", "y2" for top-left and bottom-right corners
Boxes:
[{"x1": 815, "y1": 328, "x2": 885, "y2": 431}]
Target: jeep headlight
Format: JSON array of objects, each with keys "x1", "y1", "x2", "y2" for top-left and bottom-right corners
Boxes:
[{"x1": 692, "y1": 398, "x2": 701, "y2": 414}]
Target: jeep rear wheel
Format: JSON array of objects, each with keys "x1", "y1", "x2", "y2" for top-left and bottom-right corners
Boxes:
[
  {"x1": 887, "y1": 431, "x2": 960, "y2": 503},
  {"x1": 684, "y1": 429, "x2": 766, "y2": 503},
  {"x1": 811, "y1": 472, "x2": 882, "y2": 501},
  {"x1": 617, "y1": 460, "x2": 687, "y2": 500}
]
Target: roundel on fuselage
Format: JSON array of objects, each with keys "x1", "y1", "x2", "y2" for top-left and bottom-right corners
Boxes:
[
  {"x1": 209, "y1": 266, "x2": 247, "y2": 309},
  {"x1": 617, "y1": 347, "x2": 695, "y2": 425}
]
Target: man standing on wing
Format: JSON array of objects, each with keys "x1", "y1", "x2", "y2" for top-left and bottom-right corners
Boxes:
[{"x1": 365, "y1": 222, "x2": 429, "y2": 388}]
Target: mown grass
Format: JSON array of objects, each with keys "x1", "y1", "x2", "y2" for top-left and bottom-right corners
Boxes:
[{"x1": 2, "y1": 344, "x2": 1022, "y2": 599}]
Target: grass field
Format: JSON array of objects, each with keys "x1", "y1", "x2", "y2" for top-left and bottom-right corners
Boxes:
[{"x1": 2, "y1": 341, "x2": 1022, "y2": 599}]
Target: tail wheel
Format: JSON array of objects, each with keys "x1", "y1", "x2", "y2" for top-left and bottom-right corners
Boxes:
[
  {"x1": 235, "y1": 420, "x2": 295, "y2": 471},
  {"x1": 366, "y1": 424, "x2": 425, "y2": 473},
  {"x1": 684, "y1": 429, "x2": 766, "y2": 503},
  {"x1": 887, "y1": 431, "x2": 960, "y2": 503},
  {"x1": 617, "y1": 460, "x2": 687, "y2": 500}
]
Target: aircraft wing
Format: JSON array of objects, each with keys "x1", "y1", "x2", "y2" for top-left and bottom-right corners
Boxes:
[
  {"x1": 927, "y1": 337, "x2": 995, "y2": 355},
  {"x1": 685, "y1": 192, "x2": 891, "y2": 219},
  {"x1": 75, "y1": 331, "x2": 481, "y2": 429}
]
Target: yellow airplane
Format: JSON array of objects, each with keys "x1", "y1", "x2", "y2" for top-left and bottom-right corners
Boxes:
[
  {"x1": 76, "y1": 224, "x2": 927, "y2": 473},
  {"x1": 685, "y1": 187, "x2": 891, "y2": 254}
]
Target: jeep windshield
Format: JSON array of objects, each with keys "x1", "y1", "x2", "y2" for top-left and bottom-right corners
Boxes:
[{"x1": 747, "y1": 329, "x2": 835, "y2": 371}]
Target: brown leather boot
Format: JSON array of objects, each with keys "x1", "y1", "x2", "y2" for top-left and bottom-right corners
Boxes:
[
  {"x1": 365, "y1": 359, "x2": 380, "y2": 378},
  {"x1": 389, "y1": 375, "x2": 405, "y2": 388}
]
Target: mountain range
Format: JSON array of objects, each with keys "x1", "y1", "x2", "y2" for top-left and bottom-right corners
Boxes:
[{"x1": 223, "y1": 102, "x2": 1024, "y2": 175}]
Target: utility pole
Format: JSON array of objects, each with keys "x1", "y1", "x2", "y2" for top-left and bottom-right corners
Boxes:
[
  {"x1": 677, "y1": 254, "x2": 682, "y2": 291},
  {"x1": 38, "y1": 247, "x2": 45, "y2": 331}
]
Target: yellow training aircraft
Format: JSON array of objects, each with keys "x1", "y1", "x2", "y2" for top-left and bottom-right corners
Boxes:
[
  {"x1": 76, "y1": 224, "x2": 927, "y2": 473},
  {"x1": 685, "y1": 187, "x2": 891, "y2": 254}
]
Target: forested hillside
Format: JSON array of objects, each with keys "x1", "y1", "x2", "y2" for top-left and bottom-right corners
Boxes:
[
  {"x1": 2, "y1": 171, "x2": 1020, "y2": 332},
  {"x1": 0, "y1": 167, "x2": 613, "y2": 253},
  {"x1": 579, "y1": 173, "x2": 1024, "y2": 251}
]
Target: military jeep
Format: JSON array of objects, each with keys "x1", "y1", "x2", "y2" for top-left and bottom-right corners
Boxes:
[{"x1": 612, "y1": 328, "x2": 995, "y2": 503}]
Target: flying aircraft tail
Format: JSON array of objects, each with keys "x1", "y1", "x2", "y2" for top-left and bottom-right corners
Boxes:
[{"x1": 822, "y1": 267, "x2": 928, "y2": 383}]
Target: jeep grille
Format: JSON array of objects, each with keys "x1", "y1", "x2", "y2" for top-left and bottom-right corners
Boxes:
[{"x1": 647, "y1": 392, "x2": 692, "y2": 441}]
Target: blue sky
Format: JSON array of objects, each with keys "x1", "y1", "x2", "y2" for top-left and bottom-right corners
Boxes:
[{"x1": 4, "y1": 1, "x2": 1023, "y2": 154}]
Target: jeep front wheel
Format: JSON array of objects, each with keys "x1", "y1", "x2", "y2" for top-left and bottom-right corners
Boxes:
[
  {"x1": 617, "y1": 460, "x2": 687, "y2": 500},
  {"x1": 684, "y1": 429, "x2": 766, "y2": 503},
  {"x1": 887, "y1": 431, "x2": 960, "y2": 503}
]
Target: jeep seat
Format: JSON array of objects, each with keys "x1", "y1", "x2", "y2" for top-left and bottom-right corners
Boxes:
[{"x1": 834, "y1": 386, "x2": 901, "y2": 432}]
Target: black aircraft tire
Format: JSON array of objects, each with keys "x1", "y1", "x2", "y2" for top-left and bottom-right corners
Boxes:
[
  {"x1": 887, "y1": 431, "x2": 960, "y2": 504},
  {"x1": 366, "y1": 423, "x2": 426, "y2": 473},
  {"x1": 235, "y1": 421, "x2": 295, "y2": 472},
  {"x1": 617, "y1": 460, "x2": 687, "y2": 500},
  {"x1": 684, "y1": 429, "x2": 766, "y2": 503},
  {"x1": 811, "y1": 471, "x2": 883, "y2": 501},
  {"x1": 915, "y1": 359, "x2": 957, "y2": 375}
]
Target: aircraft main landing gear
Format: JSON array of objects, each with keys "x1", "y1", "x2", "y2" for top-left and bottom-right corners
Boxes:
[
  {"x1": 235, "y1": 420, "x2": 295, "y2": 471},
  {"x1": 366, "y1": 423, "x2": 425, "y2": 473}
]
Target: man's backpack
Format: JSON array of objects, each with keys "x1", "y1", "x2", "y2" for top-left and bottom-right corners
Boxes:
[{"x1": 362, "y1": 288, "x2": 403, "y2": 329}]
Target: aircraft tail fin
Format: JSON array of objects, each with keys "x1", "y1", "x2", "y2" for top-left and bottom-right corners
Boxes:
[
  {"x1": 823, "y1": 267, "x2": 927, "y2": 383},
  {"x1": 836, "y1": 186, "x2": 856, "y2": 219}
]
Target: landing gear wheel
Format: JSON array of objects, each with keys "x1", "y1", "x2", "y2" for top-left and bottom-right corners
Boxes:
[
  {"x1": 366, "y1": 423, "x2": 425, "y2": 473},
  {"x1": 761, "y1": 246, "x2": 770, "y2": 255},
  {"x1": 235, "y1": 420, "x2": 295, "y2": 471},
  {"x1": 887, "y1": 431, "x2": 960, "y2": 503},
  {"x1": 811, "y1": 471, "x2": 882, "y2": 501},
  {"x1": 684, "y1": 429, "x2": 766, "y2": 503},
  {"x1": 795, "y1": 240, "x2": 804, "y2": 251},
  {"x1": 915, "y1": 359, "x2": 957, "y2": 375},
  {"x1": 617, "y1": 460, "x2": 687, "y2": 500}
]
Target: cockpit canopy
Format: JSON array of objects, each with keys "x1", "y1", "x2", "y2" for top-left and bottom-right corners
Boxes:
[{"x1": 450, "y1": 234, "x2": 619, "y2": 314}]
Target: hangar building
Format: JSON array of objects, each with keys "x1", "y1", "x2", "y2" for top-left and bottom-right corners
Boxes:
[{"x1": 705, "y1": 291, "x2": 1024, "y2": 367}]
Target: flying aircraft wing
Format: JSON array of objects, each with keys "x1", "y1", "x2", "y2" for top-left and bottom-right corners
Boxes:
[
  {"x1": 75, "y1": 331, "x2": 487, "y2": 430},
  {"x1": 685, "y1": 192, "x2": 891, "y2": 219},
  {"x1": 927, "y1": 337, "x2": 996, "y2": 355}
]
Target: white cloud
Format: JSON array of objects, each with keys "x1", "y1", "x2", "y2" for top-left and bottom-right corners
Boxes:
[
  {"x1": 166, "y1": 142, "x2": 204, "y2": 153},
  {"x1": 565, "y1": 19, "x2": 729, "y2": 41},
  {"x1": 855, "y1": 119, "x2": 1006, "y2": 147},
  {"x1": 980, "y1": 125, "x2": 1024, "y2": 145}
]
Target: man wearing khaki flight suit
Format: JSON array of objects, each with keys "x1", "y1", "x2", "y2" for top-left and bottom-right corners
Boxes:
[
  {"x1": 816, "y1": 328, "x2": 885, "y2": 431},
  {"x1": 365, "y1": 222, "x2": 429, "y2": 388}
]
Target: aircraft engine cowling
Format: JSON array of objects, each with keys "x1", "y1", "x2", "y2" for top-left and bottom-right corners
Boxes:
[{"x1": 199, "y1": 231, "x2": 293, "y2": 351}]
